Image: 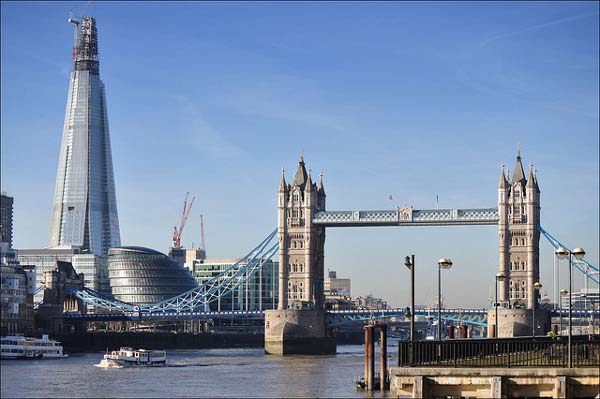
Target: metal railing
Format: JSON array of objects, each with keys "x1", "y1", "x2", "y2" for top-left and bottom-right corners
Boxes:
[{"x1": 398, "y1": 335, "x2": 600, "y2": 368}]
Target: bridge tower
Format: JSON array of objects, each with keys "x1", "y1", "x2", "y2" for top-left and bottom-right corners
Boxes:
[
  {"x1": 493, "y1": 148, "x2": 546, "y2": 336},
  {"x1": 265, "y1": 155, "x2": 335, "y2": 355}
]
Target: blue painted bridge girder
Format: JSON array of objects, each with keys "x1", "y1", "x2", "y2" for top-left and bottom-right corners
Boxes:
[{"x1": 63, "y1": 307, "x2": 491, "y2": 326}]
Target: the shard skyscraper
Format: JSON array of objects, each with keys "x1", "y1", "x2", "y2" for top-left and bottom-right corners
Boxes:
[{"x1": 48, "y1": 16, "x2": 120, "y2": 256}]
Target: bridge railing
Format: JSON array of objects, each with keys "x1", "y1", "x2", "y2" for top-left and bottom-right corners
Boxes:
[{"x1": 398, "y1": 335, "x2": 600, "y2": 368}]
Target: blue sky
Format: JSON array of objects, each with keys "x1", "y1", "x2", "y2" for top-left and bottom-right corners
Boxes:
[{"x1": 1, "y1": 1, "x2": 598, "y2": 308}]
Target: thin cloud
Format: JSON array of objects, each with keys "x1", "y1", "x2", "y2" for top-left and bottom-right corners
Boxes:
[
  {"x1": 480, "y1": 12, "x2": 599, "y2": 47},
  {"x1": 219, "y1": 75, "x2": 351, "y2": 132},
  {"x1": 175, "y1": 95, "x2": 244, "y2": 159}
]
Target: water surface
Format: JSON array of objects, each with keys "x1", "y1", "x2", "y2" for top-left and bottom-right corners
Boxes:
[{"x1": 1, "y1": 345, "x2": 395, "y2": 398}]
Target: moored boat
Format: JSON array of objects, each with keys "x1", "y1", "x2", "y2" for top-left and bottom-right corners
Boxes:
[{"x1": 1, "y1": 335, "x2": 67, "y2": 359}]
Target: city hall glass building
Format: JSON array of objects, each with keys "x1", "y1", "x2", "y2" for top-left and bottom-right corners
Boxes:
[
  {"x1": 48, "y1": 16, "x2": 120, "y2": 256},
  {"x1": 108, "y1": 247, "x2": 198, "y2": 306}
]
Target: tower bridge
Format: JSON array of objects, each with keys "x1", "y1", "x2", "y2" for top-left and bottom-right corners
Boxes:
[{"x1": 264, "y1": 149, "x2": 583, "y2": 354}]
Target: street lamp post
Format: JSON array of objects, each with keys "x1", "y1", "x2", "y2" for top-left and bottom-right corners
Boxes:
[
  {"x1": 437, "y1": 258, "x2": 453, "y2": 341},
  {"x1": 404, "y1": 255, "x2": 415, "y2": 341},
  {"x1": 532, "y1": 282, "x2": 543, "y2": 337},
  {"x1": 555, "y1": 246, "x2": 586, "y2": 368},
  {"x1": 495, "y1": 272, "x2": 506, "y2": 338},
  {"x1": 560, "y1": 289, "x2": 568, "y2": 336}
]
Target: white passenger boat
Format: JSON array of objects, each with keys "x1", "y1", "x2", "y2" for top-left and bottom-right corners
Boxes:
[
  {"x1": 97, "y1": 347, "x2": 166, "y2": 367},
  {"x1": 1, "y1": 335, "x2": 67, "y2": 359}
]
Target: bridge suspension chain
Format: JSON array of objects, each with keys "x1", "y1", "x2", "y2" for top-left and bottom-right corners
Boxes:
[
  {"x1": 66, "y1": 229, "x2": 279, "y2": 313},
  {"x1": 538, "y1": 225, "x2": 599, "y2": 285}
]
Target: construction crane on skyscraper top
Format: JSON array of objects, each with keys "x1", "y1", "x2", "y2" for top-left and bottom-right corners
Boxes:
[
  {"x1": 68, "y1": 11, "x2": 80, "y2": 61},
  {"x1": 173, "y1": 192, "x2": 195, "y2": 249},
  {"x1": 68, "y1": 1, "x2": 93, "y2": 60}
]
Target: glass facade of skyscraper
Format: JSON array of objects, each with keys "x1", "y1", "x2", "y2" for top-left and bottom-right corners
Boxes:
[{"x1": 48, "y1": 17, "x2": 120, "y2": 256}]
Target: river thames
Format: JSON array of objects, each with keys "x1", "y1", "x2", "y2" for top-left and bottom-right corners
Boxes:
[{"x1": 1, "y1": 345, "x2": 395, "y2": 398}]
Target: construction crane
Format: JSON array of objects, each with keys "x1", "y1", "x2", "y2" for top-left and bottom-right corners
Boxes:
[
  {"x1": 67, "y1": 1, "x2": 93, "y2": 61},
  {"x1": 200, "y1": 214, "x2": 206, "y2": 251},
  {"x1": 172, "y1": 192, "x2": 195, "y2": 249},
  {"x1": 68, "y1": 11, "x2": 80, "y2": 61}
]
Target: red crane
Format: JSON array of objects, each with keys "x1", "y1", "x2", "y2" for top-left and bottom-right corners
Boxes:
[{"x1": 172, "y1": 192, "x2": 195, "y2": 249}]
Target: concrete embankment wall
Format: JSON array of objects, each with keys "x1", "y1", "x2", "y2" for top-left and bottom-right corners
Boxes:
[
  {"x1": 60, "y1": 332, "x2": 265, "y2": 352},
  {"x1": 390, "y1": 367, "x2": 600, "y2": 398}
]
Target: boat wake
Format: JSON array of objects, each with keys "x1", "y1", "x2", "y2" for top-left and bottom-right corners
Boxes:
[{"x1": 95, "y1": 359, "x2": 123, "y2": 368}]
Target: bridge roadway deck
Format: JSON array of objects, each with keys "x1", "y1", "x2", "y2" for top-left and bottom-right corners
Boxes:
[{"x1": 63, "y1": 307, "x2": 489, "y2": 322}]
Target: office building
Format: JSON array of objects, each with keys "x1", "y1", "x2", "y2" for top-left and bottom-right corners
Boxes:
[
  {"x1": 1, "y1": 194, "x2": 35, "y2": 335},
  {"x1": 324, "y1": 270, "x2": 351, "y2": 297},
  {"x1": 1, "y1": 193, "x2": 14, "y2": 249},
  {"x1": 48, "y1": 16, "x2": 120, "y2": 256},
  {"x1": 169, "y1": 247, "x2": 206, "y2": 271},
  {"x1": 193, "y1": 258, "x2": 278, "y2": 311},
  {"x1": 17, "y1": 248, "x2": 108, "y2": 305}
]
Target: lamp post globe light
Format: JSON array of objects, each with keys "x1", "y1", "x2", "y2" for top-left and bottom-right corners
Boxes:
[
  {"x1": 532, "y1": 282, "x2": 543, "y2": 337},
  {"x1": 495, "y1": 272, "x2": 506, "y2": 338},
  {"x1": 555, "y1": 246, "x2": 586, "y2": 368},
  {"x1": 437, "y1": 258, "x2": 453, "y2": 341}
]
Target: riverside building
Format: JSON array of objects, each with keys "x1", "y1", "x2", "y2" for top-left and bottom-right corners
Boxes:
[
  {"x1": 193, "y1": 258, "x2": 278, "y2": 311},
  {"x1": 0, "y1": 194, "x2": 35, "y2": 335},
  {"x1": 108, "y1": 247, "x2": 198, "y2": 306},
  {"x1": 17, "y1": 248, "x2": 108, "y2": 305}
]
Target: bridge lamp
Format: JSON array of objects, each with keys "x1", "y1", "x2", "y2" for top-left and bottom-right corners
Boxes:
[
  {"x1": 555, "y1": 247, "x2": 585, "y2": 368},
  {"x1": 437, "y1": 258, "x2": 453, "y2": 341},
  {"x1": 494, "y1": 272, "x2": 506, "y2": 338},
  {"x1": 532, "y1": 282, "x2": 543, "y2": 337}
]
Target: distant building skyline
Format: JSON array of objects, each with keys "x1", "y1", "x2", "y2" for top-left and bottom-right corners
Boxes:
[{"x1": 48, "y1": 16, "x2": 120, "y2": 256}]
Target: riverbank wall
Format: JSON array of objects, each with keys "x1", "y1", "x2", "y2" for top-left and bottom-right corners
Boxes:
[
  {"x1": 60, "y1": 330, "x2": 364, "y2": 352},
  {"x1": 60, "y1": 332, "x2": 264, "y2": 352}
]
